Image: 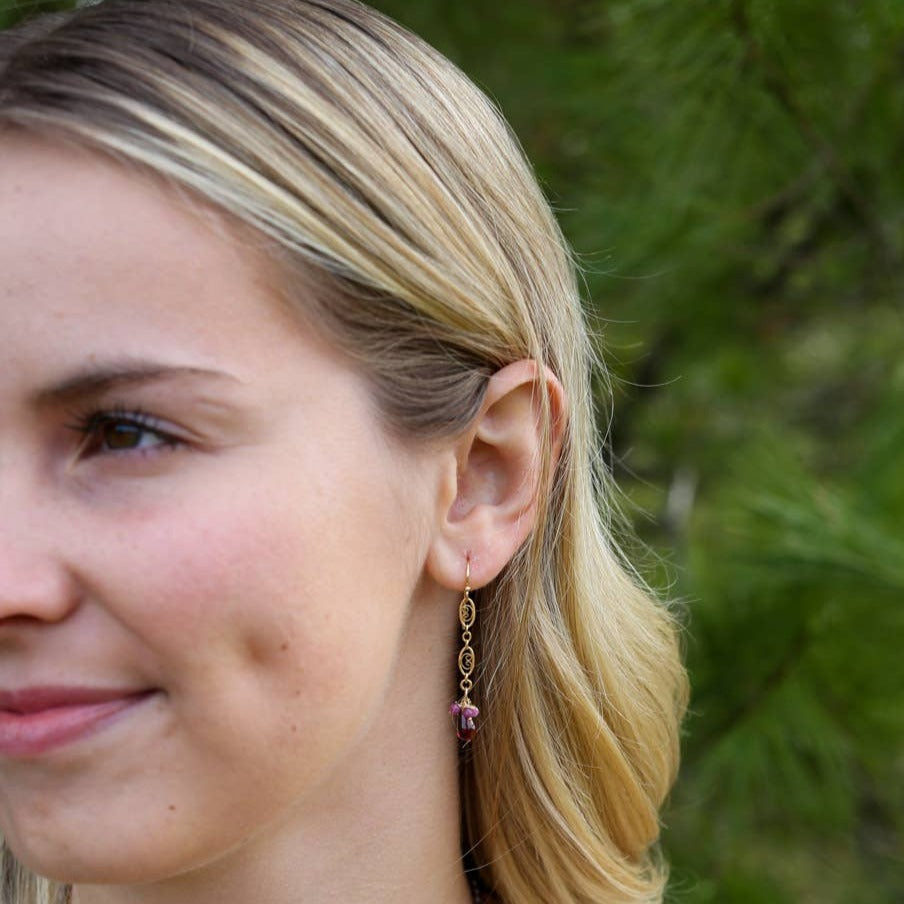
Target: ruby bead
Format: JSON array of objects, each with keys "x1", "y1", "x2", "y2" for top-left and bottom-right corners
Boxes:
[{"x1": 456, "y1": 714, "x2": 478, "y2": 743}]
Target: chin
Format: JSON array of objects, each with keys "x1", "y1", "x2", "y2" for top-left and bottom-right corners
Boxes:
[
  {"x1": 6, "y1": 845, "x2": 145, "y2": 887},
  {"x1": 4, "y1": 824, "x2": 196, "y2": 888}
]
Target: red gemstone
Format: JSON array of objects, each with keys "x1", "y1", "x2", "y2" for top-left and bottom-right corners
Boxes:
[{"x1": 456, "y1": 714, "x2": 477, "y2": 743}]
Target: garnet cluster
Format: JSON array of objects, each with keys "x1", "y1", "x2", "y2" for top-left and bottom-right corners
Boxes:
[{"x1": 449, "y1": 701, "x2": 479, "y2": 743}]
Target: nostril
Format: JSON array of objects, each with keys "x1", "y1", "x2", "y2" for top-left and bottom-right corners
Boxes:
[{"x1": 0, "y1": 551, "x2": 81, "y2": 625}]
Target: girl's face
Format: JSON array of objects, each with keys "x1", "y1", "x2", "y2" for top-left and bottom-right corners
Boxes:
[{"x1": 0, "y1": 136, "x2": 457, "y2": 884}]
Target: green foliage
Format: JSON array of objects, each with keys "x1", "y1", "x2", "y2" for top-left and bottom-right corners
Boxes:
[
  {"x1": 670, "y1": 422, "x2": 904, "y2": 902},
  {"x1": 0, "y1": 0, "x2": 77, "y2": 29},
  {"x1": 2, "y1": 0, "x2": 902, "y2": 900}
]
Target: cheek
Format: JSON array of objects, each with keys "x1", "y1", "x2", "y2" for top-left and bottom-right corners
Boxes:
[{"x1": 85, "y1": 456, "x2": 419, "y2": 739}]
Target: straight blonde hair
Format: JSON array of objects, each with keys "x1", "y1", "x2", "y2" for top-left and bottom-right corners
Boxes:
[{"x1": 0, "y1": 3, "x2": 688, "y2": 902}]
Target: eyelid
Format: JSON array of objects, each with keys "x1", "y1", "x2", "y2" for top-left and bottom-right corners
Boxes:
[{"x1": 64, "y1": 404, "x2": 187, "y2": 458}]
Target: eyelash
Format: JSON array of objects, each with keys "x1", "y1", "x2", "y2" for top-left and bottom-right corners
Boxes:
[{"x1": 64, "y1": 405, "x2": 184, "y2": 457}]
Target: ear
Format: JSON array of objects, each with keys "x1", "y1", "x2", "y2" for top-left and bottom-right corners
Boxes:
[{"x1": 426, "y1": 360, "x2": 565, "y2": 591}]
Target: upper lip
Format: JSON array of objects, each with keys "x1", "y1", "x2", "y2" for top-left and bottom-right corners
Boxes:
[{"x1": 0, "y1": 686, "x2": 152, "y2": 714}]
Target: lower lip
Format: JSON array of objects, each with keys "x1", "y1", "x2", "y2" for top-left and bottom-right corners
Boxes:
[{"x1": 0, "y1": 693, "x2": 156, "y2": 758}]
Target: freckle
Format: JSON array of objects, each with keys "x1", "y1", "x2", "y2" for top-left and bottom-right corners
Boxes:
[
  {"x1": 168, "y1": 805, "x2": 176, "y2": 811},
  {"x1": 293, "y1": 689, "x2": 301, "y2": 697},
  {"x1": 291, "y1": 724, "x2": 297, "y2": 733},
  {"x1": 280, "y1": 643, "x2": 289, "y2": 652}
]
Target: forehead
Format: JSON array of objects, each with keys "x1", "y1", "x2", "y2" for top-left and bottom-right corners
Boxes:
[
  {"x1": 0, "y1": 133, "x2": 251, "y2": 305},
  {"x1": 0, "y1": 134, "x2": 309, "y2": 388}
]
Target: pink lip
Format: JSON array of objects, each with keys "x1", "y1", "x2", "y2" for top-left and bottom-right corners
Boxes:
[{"x1": 0, "y1": 686, "x2": 157, "y2": 758}]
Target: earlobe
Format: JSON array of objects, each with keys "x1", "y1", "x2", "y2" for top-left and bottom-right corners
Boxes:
[{"x1": 426, "y1": 360, "x2": 565, "y2": 591}]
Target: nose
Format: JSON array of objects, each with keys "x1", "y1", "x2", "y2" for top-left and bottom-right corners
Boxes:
[{"x1": 0, "y1": 498, "x2": 80, "y2": 624}]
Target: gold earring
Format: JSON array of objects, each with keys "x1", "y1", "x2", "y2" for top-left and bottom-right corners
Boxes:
[{"x1": 449, "y1": 558, "x2": 479, "y2": 743}]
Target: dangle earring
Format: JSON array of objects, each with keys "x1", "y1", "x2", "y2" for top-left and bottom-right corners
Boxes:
[{"x1": 449, "y1": 558, "x2": 480, "y2": 744}]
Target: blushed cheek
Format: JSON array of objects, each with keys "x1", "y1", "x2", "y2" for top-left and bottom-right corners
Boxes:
[
  {"x1": 92, "y1": 501, "x2": 285, "y2": 650},
  {"x1": 109, "y1": 499, "x2": 358, "y2": 708},
  {"x1": 81, "y1": 436, "x2": 421, "y2": 739}
]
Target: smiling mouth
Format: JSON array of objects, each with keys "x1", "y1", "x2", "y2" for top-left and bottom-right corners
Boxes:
[{"x1": 0, "y1": 686, "x2": 158, "y2": 758}]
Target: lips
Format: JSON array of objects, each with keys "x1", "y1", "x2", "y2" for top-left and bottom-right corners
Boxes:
[{"x1": 0, "y1": 685, "x2": 157, "y2": 758}]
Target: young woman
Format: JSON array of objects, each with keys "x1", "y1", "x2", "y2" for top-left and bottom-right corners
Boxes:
[{"x1": 0, "y1": 2, "x2": 687, "y2": 902}]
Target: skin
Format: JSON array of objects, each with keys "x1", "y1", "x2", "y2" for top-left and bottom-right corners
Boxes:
[{"x1": 0, "y1": 135, "x2": 561, "y2": 904}]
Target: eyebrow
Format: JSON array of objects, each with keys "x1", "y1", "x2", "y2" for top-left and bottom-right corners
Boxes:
[{"x1": 32, "y1": 360, "x2": 242, "y2": 407}]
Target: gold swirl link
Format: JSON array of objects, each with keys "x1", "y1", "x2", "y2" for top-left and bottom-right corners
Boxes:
[
  {"x1": 459, "y1": 594, "x2": 476, "y2": 629},
  {"x1": 458, "y1": 645, "x2": 475, "y2": 676}
]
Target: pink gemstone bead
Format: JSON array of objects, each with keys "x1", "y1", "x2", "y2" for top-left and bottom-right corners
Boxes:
[
  {"x1": 449, "y1": 702, "x2": 462, "y2": 716},
  {"x1": 462, "y1": 706, "x2": 479, "y2": 719}
]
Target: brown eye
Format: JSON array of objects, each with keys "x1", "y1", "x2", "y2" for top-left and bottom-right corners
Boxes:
[
  {"x1": 101, "y1": 421, "x2": 146, "y2": 450},
  {"x1": 68, "y1": 410, "x2": 180, "y2": 457}
]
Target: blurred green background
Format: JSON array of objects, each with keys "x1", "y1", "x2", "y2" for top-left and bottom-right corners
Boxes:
[{"x1": 3, "y1": 1, "x2": 902, "y2": 901}]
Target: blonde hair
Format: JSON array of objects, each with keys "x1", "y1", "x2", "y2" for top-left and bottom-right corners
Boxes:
[{"x1": 0, "y1": 2, "x2": 687, "y2": 902}]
